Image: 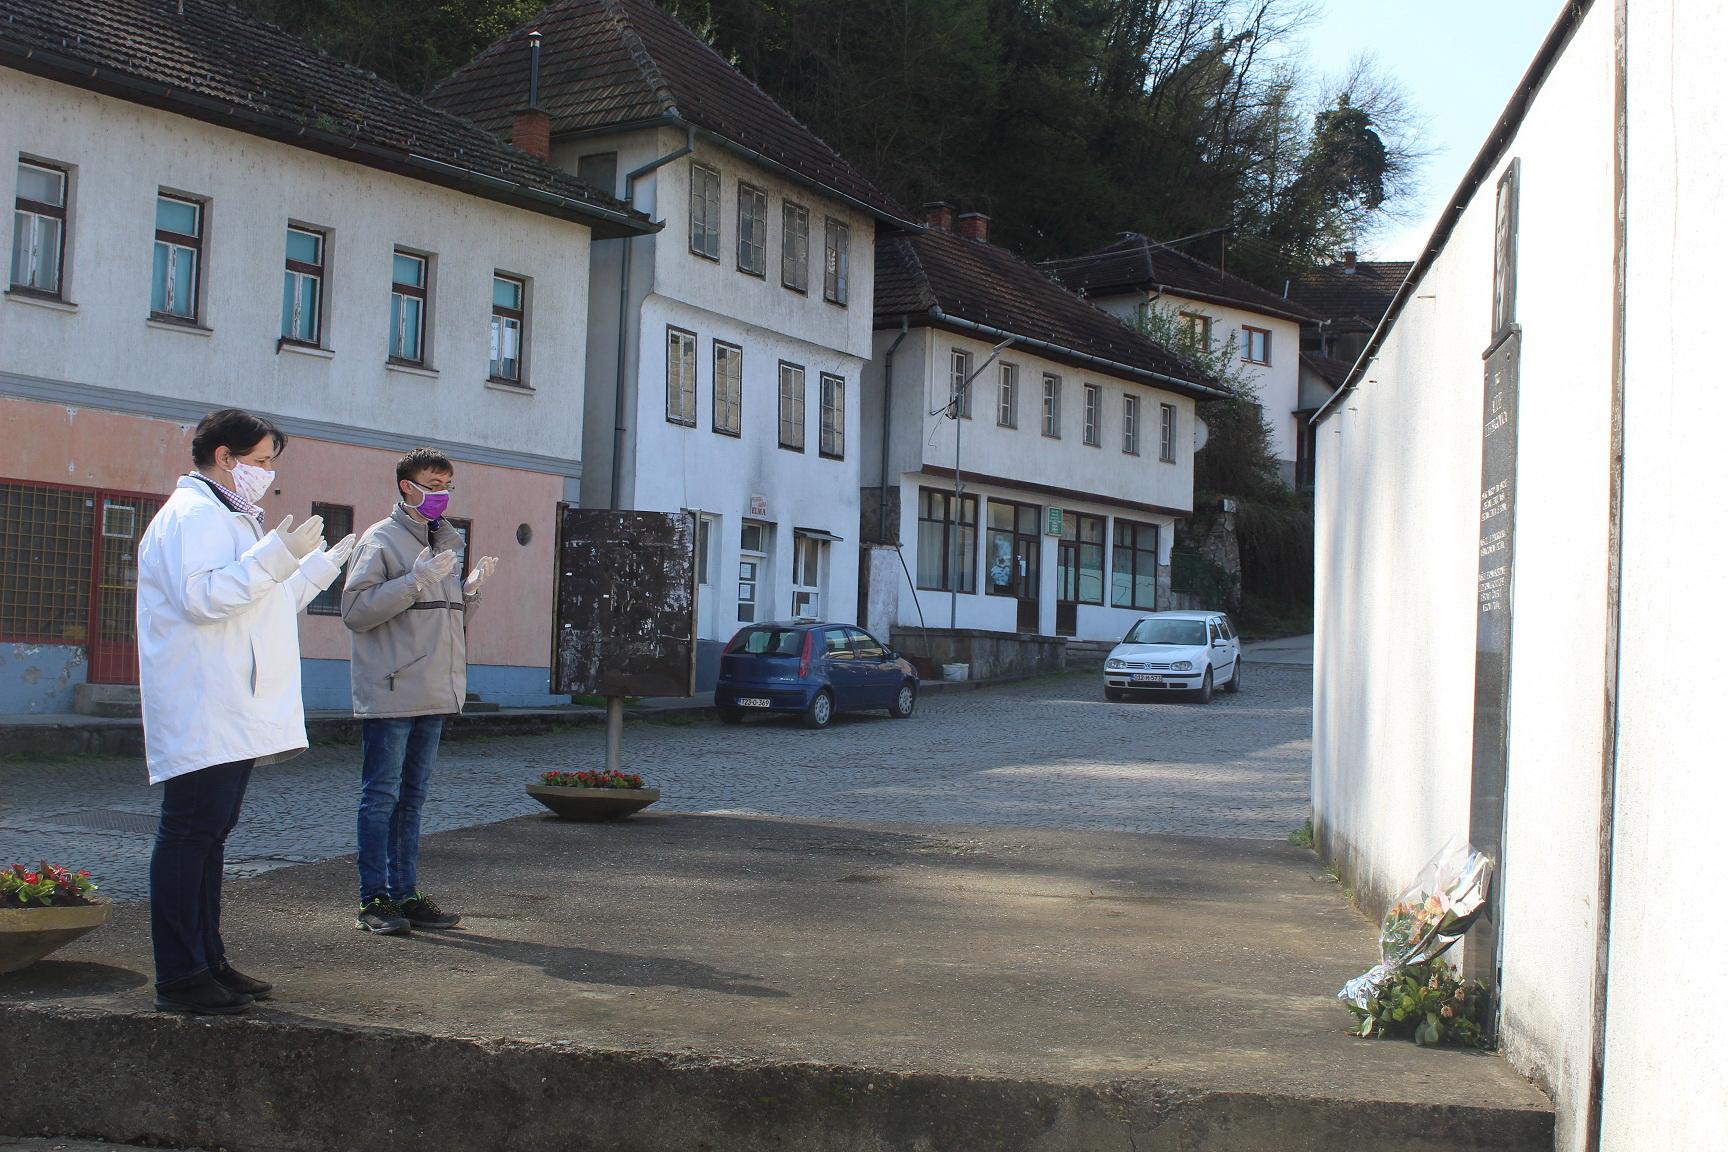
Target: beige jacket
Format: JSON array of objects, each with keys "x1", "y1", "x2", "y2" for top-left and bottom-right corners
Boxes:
[{"x1": 341, "y1": 505, "x2": 477, "y2": 717}]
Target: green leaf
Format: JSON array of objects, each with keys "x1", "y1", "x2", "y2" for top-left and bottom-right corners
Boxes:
[{"x1": 1415, "y1": 1014, "x2": 1441, "y2": 1047}]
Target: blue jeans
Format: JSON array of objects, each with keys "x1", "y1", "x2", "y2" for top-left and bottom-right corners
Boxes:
[
  {"x1": 150, "y1": 758, "x2": 254, "y2": 988},
  {"x1": 357, "y1": 715, "x2": 445, "y2": 905}
]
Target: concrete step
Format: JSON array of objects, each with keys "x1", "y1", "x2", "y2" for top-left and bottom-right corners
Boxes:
[
  {"x1": 70, "y1": 683, "x2": 140, "y2": 718},
  {"x1": 462, "y1": 692, "x2": 500, "y2": 714}
]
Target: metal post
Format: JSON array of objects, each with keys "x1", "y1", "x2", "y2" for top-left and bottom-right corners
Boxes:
[{"x1": 605, "y1": 695, "x2": 625, "y2": 773}]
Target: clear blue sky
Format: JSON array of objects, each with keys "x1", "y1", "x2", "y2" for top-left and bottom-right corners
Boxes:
[{"x1": 1299, "y1": 1, "x2": 1564, "y2": 259}]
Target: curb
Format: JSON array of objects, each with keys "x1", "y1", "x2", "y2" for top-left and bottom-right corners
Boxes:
[{"x1": 0, "y1": 1003, "x2": 1554, "y2": 1152}]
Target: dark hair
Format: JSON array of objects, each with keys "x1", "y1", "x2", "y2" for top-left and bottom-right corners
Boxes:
[
  {"x1": 191, "y1": 409, "x2": 285, "y2": 467},
  {"x1": 396, "y1": 447, "x2": 454, "y2": 495}
]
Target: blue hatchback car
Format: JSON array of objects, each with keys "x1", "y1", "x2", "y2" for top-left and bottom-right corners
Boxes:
[{"x1": 715, "y1": 621, "x2": 919, "y2": 728}]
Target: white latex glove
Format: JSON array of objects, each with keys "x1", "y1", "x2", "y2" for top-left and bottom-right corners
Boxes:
[
  {"x1": 320, "y1": 533, "x2": 358, "y2": 569},
  {"x1": 464, "y1": 555, "x2": 498, "y2": 596},
  {"x1": 411, "y1": 546, "x2": 459, "y2": 592},
  {"x1": 275, "y1": 514, "x2": 325, "y2": 560}
]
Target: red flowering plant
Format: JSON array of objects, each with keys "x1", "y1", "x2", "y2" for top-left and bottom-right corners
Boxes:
[
  {"x1": 2, "y1": 862, "x2": 99, "y2": 907},
  {"x1": 541, "y1": 769, "x2": 646, "y2": 790}
]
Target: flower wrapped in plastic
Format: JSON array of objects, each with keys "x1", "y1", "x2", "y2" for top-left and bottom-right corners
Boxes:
[{"x1": 1339, "y1": 837, "x2": 1493, "y2": 1013}]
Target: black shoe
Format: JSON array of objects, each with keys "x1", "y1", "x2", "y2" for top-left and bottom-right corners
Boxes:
[
  {"x1": 213, "y1": 961, "x2": 273, "y2": 1000},
  {"x1": 155, "y1": 972, "x2": 253, "y2": 1016},
  {"x1": 355, "y1": 897, "x2": 411, "y2": 935},
  {"x1": 397, "y1": 892, "x2": 461, "y2": 930}
]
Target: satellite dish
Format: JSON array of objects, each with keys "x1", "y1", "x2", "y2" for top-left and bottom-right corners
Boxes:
[{"x1": 1193, "y1": 416, "x2": 1210, "y2": 452}]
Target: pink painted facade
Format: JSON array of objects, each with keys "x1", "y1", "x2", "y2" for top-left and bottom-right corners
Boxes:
[{"x1": 1, "y1": 395, "x2": 560, "y2": 688}]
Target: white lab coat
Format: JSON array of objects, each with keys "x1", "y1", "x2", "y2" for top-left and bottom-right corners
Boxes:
[{"x1": 135, "y1": 476, "x2": 341, "y2": 784}]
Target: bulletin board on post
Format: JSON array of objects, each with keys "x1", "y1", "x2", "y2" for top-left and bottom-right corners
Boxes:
[{"x1": 551, "y1": 508, "x2": 697, "y2": 699}]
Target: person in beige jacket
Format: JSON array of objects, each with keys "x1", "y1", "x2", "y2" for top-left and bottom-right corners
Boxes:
[{"x1": 341, "y1": 448, "x2": 496, "y2": 935}]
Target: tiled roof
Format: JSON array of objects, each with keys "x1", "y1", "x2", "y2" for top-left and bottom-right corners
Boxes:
[
  {"x1": 877, "y1": 229, "x2": 1219, "y2": 398},
  {"x1": 1040, "y1": 233, "x2": 1316, "y2": 324},
  {"x1": 1300, "y1": 351, "x2": 1355, "y2": 389},
  {"x1": 0, "y1": 0, "x2": 652, "y2": 237},
  {"x1": 1289, "y1": 260, "x2": 1412, "y2": 329},
  {"x1": 430, "y1": 0, "x2": 910, "y2": 226}
]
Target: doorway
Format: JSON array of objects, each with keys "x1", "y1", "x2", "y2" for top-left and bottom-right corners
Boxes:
[{"x1": 987, "y1": 499, "x2": 1042, "y2": 633}]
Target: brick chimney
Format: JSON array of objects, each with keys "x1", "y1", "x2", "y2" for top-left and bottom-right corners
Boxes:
[
  {"x1": 923, "y1": 201, "x2": 955, "y2": 232},
  {"x1": 1342, "y1": 249, "x2": 1358, "y2": 274},
  {"x1": 957, "y1": 212, "x2": 990, "y2": 242},
  {"x1": 512, "y1": 31, "x2": 551, "y2": 162}
]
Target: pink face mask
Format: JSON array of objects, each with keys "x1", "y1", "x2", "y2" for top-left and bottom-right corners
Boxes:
[{"x1": 407, "y1": 481, "x2": 450, "y2": 520}]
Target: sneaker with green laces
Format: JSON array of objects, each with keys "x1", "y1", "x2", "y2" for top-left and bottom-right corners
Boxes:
[
  {"x1": 397, "y1": 892, "x2": 460, "y2": 930},
  {"x1": 355, "y1": 896, "x2": 411, "y2": 935}
]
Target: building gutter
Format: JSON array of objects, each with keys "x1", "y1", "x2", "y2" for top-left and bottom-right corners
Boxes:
[
  {"x1": 1310, "y1": 0, "x2": 1597, "y2": 425},
  {"x1": 877, "y1": 316, "x2": 911, "y2": 543},
  {"x1": 0, "y1": 41, "x2": 656, "y2": 240},
  {"x1": 1585, "y1": 1, "x2": 1628, "y2": 1147},
  {"x1": 924, "y1": 308, "x2": 1227, "y2": 402},
  {"x1": 609, "y1": 122, "x2": 697, "y2": 510}
]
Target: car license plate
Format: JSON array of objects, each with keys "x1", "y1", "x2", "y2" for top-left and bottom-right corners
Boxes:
[
  {"x1": 738, "y1": 697, "x2": 772, "y2": 708},
  {"x1": 1131, "y1": 674, "x2": 1165, "y2": 684}
]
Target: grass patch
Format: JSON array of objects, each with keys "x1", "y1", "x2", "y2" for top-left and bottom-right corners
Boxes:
[{"x1": 1288, "y1": 817, "x2": 1315, "y2": 848}]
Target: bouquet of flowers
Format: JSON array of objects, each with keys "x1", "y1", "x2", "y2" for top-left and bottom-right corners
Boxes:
[{"x1": 1339, "y1": 837, "x2": 1492, "y2": 1016}]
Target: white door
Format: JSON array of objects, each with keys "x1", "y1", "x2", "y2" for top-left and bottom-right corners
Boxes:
[{"x1": 695, "y1": 513, "x2": 720, "y2": 640}]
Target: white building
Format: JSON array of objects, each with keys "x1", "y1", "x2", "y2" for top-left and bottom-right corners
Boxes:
[
  {"x1": 1311, "y1": 2, "x2": 1725, "y2": 1149},
  {"x1": 1042, "y1": 234, "x2": 1315, "y2": 484},
  {"x1": 431, "y1": 0, "x2": 917, "y2": 676},
  {"x1": 865, "y1": 205, "x2": 1222, "y2": 645},
  {"x1": 0, "y1": 0, "x2": 651, "y2": 716}
]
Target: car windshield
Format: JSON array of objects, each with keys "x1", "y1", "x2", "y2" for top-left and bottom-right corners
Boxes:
[
  {"x1": 1124, "y1": 619, "x2": 1208, "y2": 646},
  {"x1": 734, "y1": 628, "x2": 805, "y2": 656}
]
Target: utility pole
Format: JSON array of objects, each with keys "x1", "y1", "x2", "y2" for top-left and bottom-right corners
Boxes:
[{"x1": 939, "y1": 337, "x2": 1017, "y2": 629}]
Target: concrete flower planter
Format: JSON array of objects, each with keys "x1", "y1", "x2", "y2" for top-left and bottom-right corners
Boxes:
[
  {"x1": 0, "y1": 898, "x2": 112, "y2": 975},
  {"x1": 527, "y1": 784, "x2": 660, "y2": 822}
]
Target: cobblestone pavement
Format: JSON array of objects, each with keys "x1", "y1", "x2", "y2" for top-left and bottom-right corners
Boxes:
[{"x1": 0, "y1": 665, "x2": 1311, "y2": 902}]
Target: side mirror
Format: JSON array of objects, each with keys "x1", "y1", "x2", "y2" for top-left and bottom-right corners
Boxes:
[{"x1": 1213, "y1": 638, "x2": 1227, "y2": 647}]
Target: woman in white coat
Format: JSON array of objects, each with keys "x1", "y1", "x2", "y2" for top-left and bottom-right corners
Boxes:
[{"x1": 135, "y1": 409, "x2": 355, "y2": 1015}]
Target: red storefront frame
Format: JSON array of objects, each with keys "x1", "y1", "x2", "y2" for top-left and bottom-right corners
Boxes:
[{"x1": 0, "y1": 477, "x2": 165, "y2": 685}]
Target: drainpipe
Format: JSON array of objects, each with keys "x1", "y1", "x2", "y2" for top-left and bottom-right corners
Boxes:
[
  {"x1": 602, "y1": 121, "x2": 694, "y2": 774},
  {"x1": 877, "y1": 316, "x2": 910, "y2": 543},
  {"x1": 609, "y1": 122, "x2": 697, "y2": 512}
]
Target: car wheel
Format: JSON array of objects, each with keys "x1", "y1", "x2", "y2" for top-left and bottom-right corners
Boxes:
[
  {"x1": 802, "y1": 690, "x2": 835, "y2": 729},
  {"x1": 718, "y1": 708, "x2": 744, "y2": 725},
  {"x1": 1224, "y1": 659, "x2": 1242, "y2": 694},
  {"x1": 1105, "y1": 688, "x2": 1126, "y2": 702},
  {"x1": 1195, "y1": 668, "x2": 1214, "y2": 704},
  {"x1": 889, "y1": 681, "x2": 917, "y2": 719}
]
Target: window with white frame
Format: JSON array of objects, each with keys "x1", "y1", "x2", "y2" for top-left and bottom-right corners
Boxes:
[
  {"x1": 389, "y1": 249, "x2": 428, "y2": 364},
  {"x1": 737, "y1": 183, "x2": 768, "y2": 276},
  {"x1": 280, "y1": 226, "x2": 325, "y2": 346},
  {"x1": 820, "y1": 373, "x2": 845, "y2": 459},
  {"x1": 689, "y1": 162, "x2": 721, "y2": 260},
  {"x1": 997, "y1": 363, "x2": 1018, "y2": 428},
  {"x1": 713, "y1": 341, "x2": 742, "y2": 436},
  {"x1": 779, "y1": 361, "x2": 806, "y2": 450},
  {"x1": 1242, "y1": 325, "x2": 1270, "y2": 365},
  {"x1": 781, "y1": 201, "x2": 809, "y2": 291},
  {"x1": 792, "y1": 533, "x2": 827, "y2": 618},
  {"x1": 151, "y1": 192, "x2": 204, "y2": 322},
  {"x1": 666, "y1": 326, "x2": 697, "y2": 426},
  {"x1": 1122, "y1": 393, "x2": 1140, "y2": 455},
  {"x1": 737, "y1": 520, "x2": 769, "y2": 623},
  {"x1": 11, "y1": 160, "x2": 67, "y2": 297},
  {"x1": 948, "y1": 348, "x2": 973, "y2": 419},
  {"x1": 491, "y1": 274, "x2": 526, "y2": 384},
  {"x1": 1042, "y1": 373, "x2": 1062, "y2": 437},
  {"x1": 1083, "y1": 383, "x2": 1101, "y2": 446},
  {"x1": 1160, "y1": 403, "x2": 1177, "y2": 462},
  {"x1": 1111, "y1": 518, "x2": 1160, "y2": 610},
  {"x1": 823, "y1": 217, "x2": 848, "y2": 304}
]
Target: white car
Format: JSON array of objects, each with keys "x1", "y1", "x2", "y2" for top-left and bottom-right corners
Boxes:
[{"x1": 1103, "y1": 611, "x2": 1243, "y2": 703}]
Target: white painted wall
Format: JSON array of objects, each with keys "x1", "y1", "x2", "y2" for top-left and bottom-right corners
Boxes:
[
  {"x1": 568, "y1": 126, "x2": 872, "y2": 635},
  {"x1": 0, "y1": 71, "x2": 592, "y2": 465},
  {"x1": 1092, "y1": 290, "x2": 1303, "y2": 468},
  {"x1": 1598, "y1": 2, "x2": 1728, "y2": 1148},
  {"x1": 1310, "y1": 4, "x2": 1727, "y2": 1148}
]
